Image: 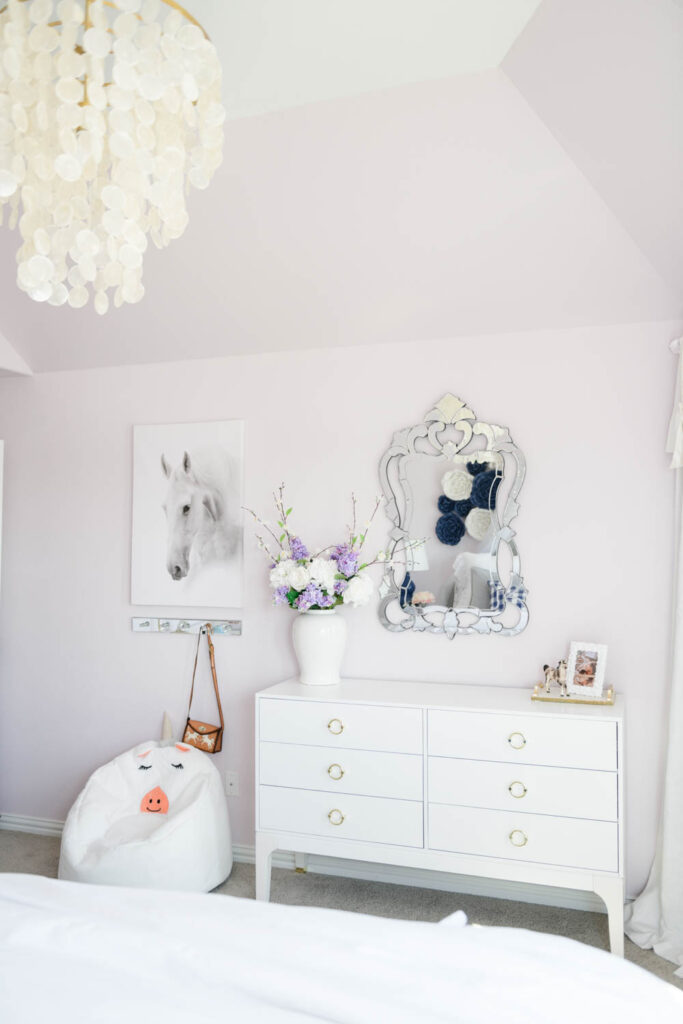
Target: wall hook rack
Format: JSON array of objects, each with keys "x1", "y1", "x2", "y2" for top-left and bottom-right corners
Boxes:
[{"x1": 131, "y1": 618, "x2": 242, "y2": 636}]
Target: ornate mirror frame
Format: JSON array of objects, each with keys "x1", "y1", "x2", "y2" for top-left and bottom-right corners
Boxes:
[{"x1": 378, "y1": 394, "x2": 528, "y2": 638}]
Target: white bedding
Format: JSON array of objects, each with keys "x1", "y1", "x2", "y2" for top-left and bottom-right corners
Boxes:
[{"x1": 0, "y1": 874, "x2": 681, "y2": 1023}]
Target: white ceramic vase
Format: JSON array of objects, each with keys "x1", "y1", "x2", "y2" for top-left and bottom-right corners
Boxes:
[{"x1": 292, "y1": 609, "x2": 347, "y2": 686}]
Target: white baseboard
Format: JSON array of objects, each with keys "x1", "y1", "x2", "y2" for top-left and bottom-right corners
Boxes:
[
  {"x1": 234, "y1": 843, "x2": 608, "y2": 912},
  {"x1": 0, "y1": 813, "x2": 64, "y2": 837},
  {"x1": 0, "y1": 814, "x2": 611, "y2": 913}
]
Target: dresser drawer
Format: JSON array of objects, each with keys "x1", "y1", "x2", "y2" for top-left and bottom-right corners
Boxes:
[
  {"x1": 428, "y1": 710, "x2": 616, "y2": 771},
  {"x1": 259, "y1": 785, "x2": 423, "y2": 847},
  {"x1": 260, "y1": 699, "x2": 423, "y2": 754},
  {"x1": 429, "y1": 803, "x2": 618, "y2": 872},
  {"x1": 429, "y1": 757, "x2": 617, "y2": 821},
  {"x1": 261, "y1": 743, "x2": 423, "y2": 801}
]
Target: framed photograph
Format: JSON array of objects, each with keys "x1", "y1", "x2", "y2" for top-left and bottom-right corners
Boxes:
[
  {"x1": 566, "y1": 641, "x2": 608, "y2": 698},
  {"x1": 131, "y1": 420, "x2": 244, "y2": 608}
]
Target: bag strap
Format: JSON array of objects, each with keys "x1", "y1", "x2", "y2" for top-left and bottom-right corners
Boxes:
[{"x1": 187, "y1": 624, "x2": 225, "y2": 730}]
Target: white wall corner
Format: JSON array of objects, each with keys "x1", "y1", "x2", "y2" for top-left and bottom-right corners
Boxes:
[{"x1": 0, "y1": 330, "x2": 32, "y2": 376}]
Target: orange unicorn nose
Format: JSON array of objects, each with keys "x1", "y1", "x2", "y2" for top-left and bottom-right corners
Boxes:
[{"x1": 140, "y1": 786, "x2": 169, "y2": 814}]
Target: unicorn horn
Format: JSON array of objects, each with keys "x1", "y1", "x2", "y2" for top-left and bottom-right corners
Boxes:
[{"x1": 161, "y1": 711, "x2": 174, "y2": 743}]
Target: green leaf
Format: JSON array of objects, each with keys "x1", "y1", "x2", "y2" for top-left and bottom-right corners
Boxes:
[
  {"x1": 279, "y1": 534, "x2": 285, "y2": 542},
  {"x1": 286, "y1": 508, "x2": 293, "y2": 516}
]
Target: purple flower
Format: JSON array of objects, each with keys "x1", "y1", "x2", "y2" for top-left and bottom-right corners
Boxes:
[
  {"x1": 290, "y1": 536, "x2": 309, "y2": 561},
  {"x1": 273, "y1": 585, "x2": 290, "y2": 605},
  {"x1": 331, "y1": 544, "x2": 359, "y2": 577},
  {"x1": 296, "y1": 582, "x2": 324, "y2": 611},
  {"x1": 334, "y1": 580, "x2": 348, "y2": 595},
  {"x1": 317, "y1": 593, "x2": 335, "y2": 608}
]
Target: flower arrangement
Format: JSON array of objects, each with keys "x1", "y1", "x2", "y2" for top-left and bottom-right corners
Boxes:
[{"x1": 245, "y1": 486, "x2": 387, "y2": 611}]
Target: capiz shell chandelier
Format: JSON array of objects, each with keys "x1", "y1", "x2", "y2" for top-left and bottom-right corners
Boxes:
[{"x1": 0, "y1": 0, "x2": 224, "y2": 313}]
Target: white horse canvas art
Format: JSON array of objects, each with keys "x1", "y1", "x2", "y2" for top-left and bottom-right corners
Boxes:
[
  {"x1": 132, "y1": 421, "x2": 244, "y2": 607},
  {"x1": 161, "y1": 448, "x2": 240, "y2": 582}
]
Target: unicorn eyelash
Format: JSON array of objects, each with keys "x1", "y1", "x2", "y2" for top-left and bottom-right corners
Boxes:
[
  {"x1": 171, "y1": 763, "x2": 184, "y2": 769},
  {"x1": 138, "y1": 764, "x2": 152, "y2": 770}
]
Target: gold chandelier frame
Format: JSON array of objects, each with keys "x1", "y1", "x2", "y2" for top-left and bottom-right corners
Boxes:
[{"x1": 0, "y1": 0, "x2": 209, "y2": 40}]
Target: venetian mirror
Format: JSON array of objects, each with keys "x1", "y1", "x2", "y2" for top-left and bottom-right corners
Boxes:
[{"x1": 378, "y1": 394, "x2": 528, "y2": 637}]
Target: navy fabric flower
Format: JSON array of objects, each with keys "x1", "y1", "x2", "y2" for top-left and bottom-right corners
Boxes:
[
  {"x1": 467, "y1": 461, "x2": 491, "y2": 477},
  {"x1": 471, "y1": 470, "x2": 501, "y2": 511},
  {"x1": 454, "y1": 499, "x2": 473, "y2": 518},
  {"x1": 435, "y1": 513, "x2": 465, "y2": 546},
  {"x1": 438, "y1": 494, "x2": 455, "y2": 513}
]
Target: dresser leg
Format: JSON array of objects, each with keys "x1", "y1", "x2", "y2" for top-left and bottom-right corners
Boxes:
[
  {"x1": 255, "y1": 833, "x2": 276, "y2": 902},
  {"x1": 592, "y1": 876, "x2": 625, "y2": 956},
  {"x1": 294, "y1": 852, "x2": 308, "y2": 873}
]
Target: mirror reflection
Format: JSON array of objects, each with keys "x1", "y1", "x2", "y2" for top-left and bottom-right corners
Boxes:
[{"x1": 378, "y1": 393, "x2": 527, "y2": 637}]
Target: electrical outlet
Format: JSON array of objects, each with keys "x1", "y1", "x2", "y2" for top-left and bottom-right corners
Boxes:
[{"x1": 225, "y1": 771, "x2": 239, "y2": 797}]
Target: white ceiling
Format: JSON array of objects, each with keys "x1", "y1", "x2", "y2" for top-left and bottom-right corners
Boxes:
[
  {"x1": 504, "y1": 0, "x2": 683, "y2": 297},
  {"x1": 0, "y1": 0, "x2": 680, "y2": 375},
  {"x1": 201, "y1": 0, "x2": 543, "y2": 119}
]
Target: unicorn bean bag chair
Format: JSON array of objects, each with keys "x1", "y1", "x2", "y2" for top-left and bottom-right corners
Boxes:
[{"x1": 58, "y1": 741, "x2": 232, "y2": 892}]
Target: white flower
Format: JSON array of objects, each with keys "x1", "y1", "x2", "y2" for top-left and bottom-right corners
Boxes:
[
  {"x1": 342, "y1": 573, "x2": 374, "y2": 607},
  {"x1": 465, "y1": 508, "x2": 492, "y2": 541},
  {"x1": 442, "y1": 469, "x2": 472, "y2": 501},
  {"x1": 308, "y1": 557, "x2": 337, "y2": 595},
  {"x1": 287, "y1": 564, "x2": 311, "y2": 592},
  {"x1": 269, "y1": 558, "x2": 294, "y2": 589},
  {"x1": 376, "y1": 550, "x2": 389, "y2": 562}
]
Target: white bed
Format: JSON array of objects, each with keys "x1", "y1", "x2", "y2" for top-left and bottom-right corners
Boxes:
[{"x1": 0, "y1": 874, "x2": 681, "y2": 1023}]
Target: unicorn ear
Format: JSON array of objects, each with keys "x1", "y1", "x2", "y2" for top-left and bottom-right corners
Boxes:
[
  {"x1": 183, "y1": 451, "x2": 192, "y2": 474},
  {"x1": 161, "y1": 454, "x2": 171, "y2": 478}
]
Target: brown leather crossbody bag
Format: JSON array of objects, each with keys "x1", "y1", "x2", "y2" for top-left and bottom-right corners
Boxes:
[{"x1": 182, "y1": 624, "x2": 224, "y2": 754}]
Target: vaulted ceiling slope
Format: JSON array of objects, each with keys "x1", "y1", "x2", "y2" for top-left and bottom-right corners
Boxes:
[
  {"x1": 503, "y1": 0, "x2": 683, "y2": 299},
  {"x1": 0, "y1": 0, "x2": 680, "y2": 374}
]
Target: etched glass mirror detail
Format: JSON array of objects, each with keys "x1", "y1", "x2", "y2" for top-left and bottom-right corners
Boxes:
[{"x1": 378, "y1": 394, "x2": 528, "y2": 637}]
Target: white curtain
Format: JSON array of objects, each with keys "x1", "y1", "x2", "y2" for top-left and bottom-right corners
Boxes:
[{"x1": 625, "y1": 341, "x2": 683, "y2": 975}]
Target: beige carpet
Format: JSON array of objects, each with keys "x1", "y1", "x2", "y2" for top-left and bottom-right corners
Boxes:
[{"x1": 1, "y1": 829, "x2": 681, "y2": 991}]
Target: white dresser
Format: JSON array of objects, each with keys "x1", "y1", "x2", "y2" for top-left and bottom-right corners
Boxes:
[{"x1": 255, "y1": 678, "x2": 625, "y2": 954}]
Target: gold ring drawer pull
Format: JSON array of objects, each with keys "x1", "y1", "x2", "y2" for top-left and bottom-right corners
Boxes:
[
  {"x1": 509, "y1": 829, "x2": 528, "y2": 848},
  {"x1": 327, "y1": 718, "x2": 344, "y2": 735},
  {"x1": 507, "y1": 731, "x2": 526, "y2": 750},
  {"x1": 328, "y1": 763, "x2": 344, "y2": 781},
  {"x1": 508, "y1": 781, "x2": 527, "y2": 799},
  {"x1": 328, "y1": 808, "x2": 345, "y2": 826}
]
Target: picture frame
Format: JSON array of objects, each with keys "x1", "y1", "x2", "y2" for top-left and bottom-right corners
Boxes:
[
  {"x1": 566, "y1": 641, "x2": 608, "y2": 698},
  {"x1": 131, "y1": 420, "x2": 244, "y2": 608}
]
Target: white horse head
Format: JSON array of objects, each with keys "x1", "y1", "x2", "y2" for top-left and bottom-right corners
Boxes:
[{"x1": 161, "y1": 450, "x2": 225, "y2": 581}]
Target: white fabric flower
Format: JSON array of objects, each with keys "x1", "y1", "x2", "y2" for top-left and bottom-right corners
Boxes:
[
  {"x1": 342, "y1": 573, "x2": 374, "y2": 607},
  {"x1": 308, "y1": 557, "x2": 337, "y2": 595},
  {"x1": 466, "y1": 508, "x2": 492, "y2": 541},
  {"x1": 442, "y1": 470, "x2": 472, "y2": 501},
  {"x1": 269, "y1": 559, "x2": 294, "y2": 589},
  {"x1": 287, "y1": 564, "x2": 311, "y2": 591}
]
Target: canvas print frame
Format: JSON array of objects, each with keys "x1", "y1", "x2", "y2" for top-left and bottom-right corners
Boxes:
[{"x1": 131, "y1": 420, "x2": 244, "y2": 608}]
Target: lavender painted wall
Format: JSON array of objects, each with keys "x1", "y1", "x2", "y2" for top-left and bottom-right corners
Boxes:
[{"x1": 0, "y1": 322, "x2": 678, "y2": 896}]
